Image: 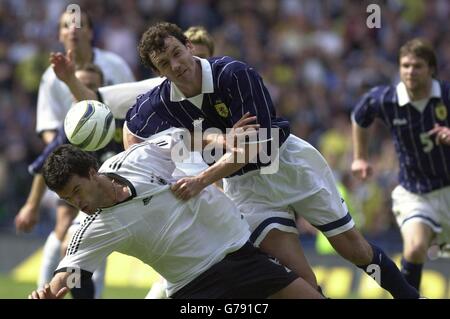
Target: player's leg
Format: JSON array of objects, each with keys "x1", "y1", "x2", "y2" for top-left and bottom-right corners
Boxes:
[
  {"x1": 269, "y1": 277, "x2": 322, "y2": 299},
  {"x1": 293, "y1": 181, "x2": 419, "y2": 298},
  {"x1": 171, "y1": 242, "x2": 323, "y2": 299},
  {"x1": 391, "y1": 185, "x2": 441, "y2": 290},
  {"x1": 258, "y1": 229, "x2": 318, "y2": 289},
  {"x1": 145, "y1": 277, "x2": 168, "y2": 299},
  {"x1": 400, "y1": 221, "x2": 434, "y2": 290},
  {"x1": 326, "y1": 227, "x2": 419, "y2": 298},
  {"x1": 92, "y1": 260, "x2": 106, "y2": 299},
  {"x1": 38, "y1": 203, "x2": 77, "y2": 288}
]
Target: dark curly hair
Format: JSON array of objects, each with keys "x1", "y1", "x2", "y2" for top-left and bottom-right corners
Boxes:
[
  {"x1": 42, "y1": 144, "x2": 99, "y2": 192},
  {"x1": 138, "y1": 22, "x2": 188, "y2": 71}
]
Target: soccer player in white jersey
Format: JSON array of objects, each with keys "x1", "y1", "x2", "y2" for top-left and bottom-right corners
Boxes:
[
  {"x1": 352, "y1": 38, "x2": 450, "y2": 290},
  {"x1": 16, "y1": 9, "x2": 134, "y2": 295},
  {"x1": 17, "y1": 64, "x2": 119, "y2": 299},
  {"x1": 29, "y1": 138, "x2": 323, "y2": 299}
]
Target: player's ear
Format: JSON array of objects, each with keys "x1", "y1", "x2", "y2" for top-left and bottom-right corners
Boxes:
[
  {"x1": 88, "y1": 167, "x2": 97, "y2": 179},
  {"x1": 186, "y1": 40, "x2": 194, "y2": 54}
]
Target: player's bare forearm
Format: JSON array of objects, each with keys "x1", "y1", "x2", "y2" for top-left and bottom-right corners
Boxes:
[
  {"x1": 27, "y1": 174, "x2": 47, "y2": 207},
  {"x1": 65, "y1": 77, "x2": 98, "y2": 102},
  {"x1": 16, "y1": 174, "x2": 47, "y2": 232},
  {"x1": 192, "y1": 113, "x2": 259, "y2": 152},
  {"x1": 352, "y1": 120, "x2": 369, "y2": 160},
  {"x1": 199, "y1": 152, "x2": 247, "y2": 186},
  {"x1": 171, "y1": 151, "x2": 246, "y2": 200},
  {"x1": 171, "y1": 140, "x2": 256, "y2": 200}
]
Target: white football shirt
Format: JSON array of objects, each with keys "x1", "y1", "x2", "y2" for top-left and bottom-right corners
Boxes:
[
  {"x1": 99, "y1": 77, "x2": 165, "y2": 119},
  {"x1": 36, "y1": 47, "x2": 134, "y2": 134},
  {"x1": 56, "y1": 130, "x2": 250, "y2": 296}
]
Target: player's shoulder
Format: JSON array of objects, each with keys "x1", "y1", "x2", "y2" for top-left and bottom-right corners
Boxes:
[
  {"x1": 209, "y1": 56, "x2": 249, "y2": 74},
  {"x1": 98, "y1": 151, "x2": 126, "y2": 173},
  {"x1": 136, "y1": 78, "x2": 169, "y2": 105},
  {"x1": 437, "y1": 79, "x2": 450, "y2": 96},
  {"x1": 360, "y1": 84, "x2": 396, "y2": 103}
]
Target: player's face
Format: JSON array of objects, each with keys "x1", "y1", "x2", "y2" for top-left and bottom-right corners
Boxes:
[
  {"x1": 192, "y1": 43, "x2": 211, "y2": 59},
  {"x1": 59, "y1": 12, "x2": 93, "y2": 51},
  {"x1": 150, "y1": 36, "x2": 198, "y2": 84},
  {"x1": 57, "y1": 171, "x2": 100, "y2": 215},
  {"x1": 75, "y1": 70, "x2": 102, "y2": 91},
  {"x1": 399, "y1": 54, "x2": 433, "y2": 93}
]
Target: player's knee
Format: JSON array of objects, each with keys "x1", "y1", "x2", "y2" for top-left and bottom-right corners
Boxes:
[{"x1": 403, "y1": 241, "x2": 428, "y2": 263}]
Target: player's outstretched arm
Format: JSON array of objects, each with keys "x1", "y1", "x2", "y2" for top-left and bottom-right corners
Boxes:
[
  {"x1": 15, "y1": 174, "x2": 47, "y2": 233},
  {"x1": 351, "y1": 120, "x2": 373, "y2": 180},
  {"x1": 28, "y1": 272, "x2": 70, "y2": 299},
  {"x1": 50, "y1": 50, "x2": 97, "y2": 101},
  {"x1": 171, "y1": 113, "x2": 260, "y2": 200}
]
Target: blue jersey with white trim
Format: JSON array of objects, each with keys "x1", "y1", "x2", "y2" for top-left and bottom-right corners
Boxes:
[
  {"x1": 352, "y1": 81, "x2": 450, "y2": 193},
  {"x1": 126, "y1": 56, "x2": 290, "y2": 176}
]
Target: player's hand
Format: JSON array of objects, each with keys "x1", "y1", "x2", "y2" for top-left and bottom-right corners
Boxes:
[
  {"x1": 428, "y1": 124, "x2": 450, "y2": 146},
  {"x1": 50, "y1": 49, "x2": 76, "y2": 84},
  {"x1": 28, "y1": 284, "x2": 69, "y2": 299},
  {"x1": 171, "y1": 177, "x2": 207, "y2": 201},
  {"x1": 15, "y1": 203, "x2": 39, "y2": 233},
  {"x1": 226, "y1": 112, "x2": 260, "y2": 149},
  {"x1": 351, "y1": 158, "x2": 373, "y2": 181}
]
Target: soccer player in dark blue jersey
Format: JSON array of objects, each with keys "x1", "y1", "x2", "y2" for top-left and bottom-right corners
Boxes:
[
  {"x1": 125, "y1": 22, "x2": 420, "y2": 298},
  {"x1": 352, "y1": 38, "x2": 450, "y2": 291}
]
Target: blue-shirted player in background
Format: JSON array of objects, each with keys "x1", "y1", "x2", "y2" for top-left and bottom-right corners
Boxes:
[
  {"x1": 124, "y1": 22, "x2": 420, "y2": 298},
  {"x1": 352, "y1": 38, "x2": 450, "y2": 291}
]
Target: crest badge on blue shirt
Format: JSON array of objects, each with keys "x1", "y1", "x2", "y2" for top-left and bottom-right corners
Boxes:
[
  {"x1": 214, "y1": 101, "x2": 229, "y2": 118},
  {"x1": 435, "y1": 103, "x2": 447, "y2": 121}
]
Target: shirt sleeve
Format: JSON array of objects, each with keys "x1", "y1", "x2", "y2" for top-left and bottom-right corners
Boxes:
[
  {"x1": 28, "y1": 126, "x2": 68, "y2": 175},
  {"x1": 351, "y1": 87, "x2": 384, "y2": 128},
  {"x1": 227, "y1": 67, "x2": 275, "y2": 131},
  {"x1": 56, "y1": 214, "x2": 130, "y2": 274},
  {"x1": 222, "y1": 66, "x2": 277, "y2": 146},
  {"x1": 36, "y1": 71, "x2": 65, "y2": 134},
  {"x1": 125, "y1": 93, "x2": 171, "y2": 138},
  {"x1": 99, "y1": 78, "x2": 164, "y2": 119}
]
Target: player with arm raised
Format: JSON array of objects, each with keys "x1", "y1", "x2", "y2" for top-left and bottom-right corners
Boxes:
[{"x1": 17, "y1": 8, "x2": 134, "y2": 294}]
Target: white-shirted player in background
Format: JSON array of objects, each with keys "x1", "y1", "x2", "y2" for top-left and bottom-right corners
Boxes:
[
  {"x1": 17, "y1": 26, "x2": 217, "y2": 298},
  {"x1": 29, "y1": 137, "x2": 323, "y2": 299},
  {"x1": 15, "y1": 9, "x2": 134, "y2": 297}
]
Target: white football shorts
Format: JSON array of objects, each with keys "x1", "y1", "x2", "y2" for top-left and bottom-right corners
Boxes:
[
  {"x1": 223, "y1": 134, "x2": 355, "y2": 246},
  {"x1": 392, "y1": 184, "x2": 450, "y2": 245}
]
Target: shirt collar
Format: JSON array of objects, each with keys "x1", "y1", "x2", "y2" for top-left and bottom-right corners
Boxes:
[
  {"x1": 170, "y1": 57, "x2": 214, "y2": 102},
  {"x1": 396, "y1": 79, "x2": 441, "y2": 106}
]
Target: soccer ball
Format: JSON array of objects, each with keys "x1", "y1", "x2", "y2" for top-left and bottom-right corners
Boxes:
[{"x1": 64, "y1": 100, "x2": 116, "y2": 151}]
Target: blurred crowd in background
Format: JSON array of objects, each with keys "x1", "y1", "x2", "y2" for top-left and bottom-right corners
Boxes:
[{"x1": 1, "y1": 0, "x2": 450, "y2": 242}]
